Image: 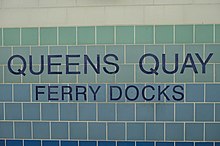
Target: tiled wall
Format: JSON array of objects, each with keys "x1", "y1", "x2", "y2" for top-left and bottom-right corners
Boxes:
[{"x1": 0, "y1": 25, "x2": 220, "y2": 146}]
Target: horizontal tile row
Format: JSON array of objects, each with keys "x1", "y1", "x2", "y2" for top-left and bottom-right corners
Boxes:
[
  {"x1": 0, "y1": 84, "x2": 220, "y2": 102},
  {"x1": 0, "y1": 102, "x2": 220, "y2": 121},
  {"x1": 0, "y1": 140, "x2": 219, "y2": 146},
  {"x1": 0, "y1": 25, "x2": 220, "y2": 46},
  {"x1": 0, "y1": 122, "x2": 220, "y2": 141}
]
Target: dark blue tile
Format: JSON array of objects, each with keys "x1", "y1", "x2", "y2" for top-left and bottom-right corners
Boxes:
[
  {"x1": 24, "y1": 140, "x2": 41, "y2": 146},
  {"x1": 79, "y1": 141, "x2": 96, "y2": 146},
  {"x1": 98, "y1": 141, "x2": 116, "y2": 146},
  {"x1": 117, "y1": 142, "x2": 135, "y2": 146},
  {"x1": 0, "y1": 140, "x2": 5, "y2": 146},
  {"x1": 6, "y1": 140, "x2": 23, "y2": 146},
  {"x1": 216, "y1": 142, "x2": 220, "y2": 146},
  {"x1": 42, "y1": 141, "x2": 59, "y2": 146},
  {"x1": 136, "y1": 142, "x2": 154, "y2": 146},
  {"x1": 176, "y1": 142, "x2": 194, "y2": 146},
  {"x1": 61, "y1": 141, "x2": 78, "y2": 146},
  {"x1": 195, "y1": 142, "x2": 213, "y2": 146},
  {"x1": 156, "y1": 142, "x2": 174, "y2": 146}
]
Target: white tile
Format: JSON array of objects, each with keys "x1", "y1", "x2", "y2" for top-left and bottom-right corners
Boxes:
[
  {"x1": 154, "y1": 0, "x2": 193, "y2": 5},
  {"x1": 1, "y1": 0, "x2": 22, "y2": 8},
  {"x1": 192, "y1": 0, "x2": 220, "y2": 4}
]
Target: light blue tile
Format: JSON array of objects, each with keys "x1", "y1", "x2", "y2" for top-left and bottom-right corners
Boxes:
[
  {"x1": 145, "y1": 45, "x2": 164, "y2": 63},
  {"x1": 166, "y1": 123, "x2": 184, "y2": 141},
  {"x1": 144, "y1": 84, "x2": 165, "y2": 102},
  {"x1": 135, "y1": 64, "x2": 154, "y2": 83},
  {"x1": 165, "y1": 84, "x2": 184, "y2": 102},
  {"x1": 0, "y1": 103, "x2": 3, "y2": 120},
  {"x1": 116, "y1": 65, "x2": 134, "y2": 83},
  {"x1": 216, "y1": 65, "x2": 220, "y2": 82},
  {"x1": 32, "y1": 84, "x2": 49, "y2": 102},
  {"x1": 0, "y1": 84, "x2": 12, "y2": 101},
  {"x1": 98, "y1": 103, "x2": 115, "y2": 121},
  {"x1": 206, "y1": 84, "x2": 220, "y2": 102},
  {"x1": 77, "y1": 26, "x2": 95, "y2": 45},
  {"x1": 155, "y1": 25, "x2": 173, "y2": 44},
  {"x1": 23, "y1": 103, "x2": 40, "y2": 120},
  {"x1": 78, "y1": 65, "x2": 96, "y2": 83},
  {"x1": 41, "y1": 103, "x2": 58, "y2": 121},
  {"x1": 70, "y1": 122, "x2": 87, "y2": 139},
  {"x1": 88, "y1": 84, "x2": 106, "y2": 102},
  {"x1": 87, "y1": 46, "x2": 105, "y2": 64},
  {"x1": 108, "y1": 123, "x2": 125, "y2": 140},
  {"x1": 117, "y1": 104, "x2": 135, "y2": 121},
  {"x1": 41, "y1": 65, "x2": 58, "y2": 83},
  {"x1": 60, "y1": 103, "x2": 77, "y2": 121},
  {"x1": 186, "y1": 84, "x2": 204, "y2": 102},
  {"x1": 5, "y1": 103, "x2": 22, "y2": 120},
  {"x1": 107, "y1": 84, "x2": 125, "y2": 102},
  {"x1": 106, "y1": 45, "x2": 124, "y2": 64},
  {"x1": 127, "y1": 123, "x2": 145, "y2": 140},
  {"x1": 0, "y1": 122, "x2": 13, "y2": 138},
  {"x1": 195, "y1": 104, "x2": 214, "y2": 121},
  {"x1": 15, "y1": 122, "x2": 31, "y2": 139},
  {"x1": 126, "y1": 45, "x2": 144, "y2": 63},
  {"x1": 185, "y1": 44, "x2": 203, "y2": 63},
  {"x1": 97, "y1": 65, "x2": 116, "y2": 83},
  {"x1": 176, "y1": 103, "x2": 194, "y2": 121},
  {"x1": 216, "y1": 104, "x2": 220, "y2": 121},
  {"x1": 195, "y1": 64, "x2": 213, "y2": 82},
  {"x1": 31, "y1": 46, "x2": 48, "y2": 64},
  {"x1": 155, "y1": 64, "x2": 174, "y2": 83},
  {"x1": 51, "y1": 122, "x2": 68, "y2": 139},
  {"x1": 69, "y1": 84, "x2": 87, "y2": 102},
  {"x1": 12, "y1": 47, "x2": 30, "y2": 64},
  {"x1": 116, "y1": 26, "x2": 134, "y2": 44},
  {"x1": 146, "y1": 123, "x2": 164, "y2": 140},
  {"x1": 0, "y1": 47, "x2": 11, "y2": 64},
  {"x1": 205, "y1": 44, "x2": 220, "y2": 63},
  {"x1": 4, "y1": 65, "x2": 21, "y2": 83},
  {"x1": 126, "y1": 84, "x2": 146, "y2": 102},
  {"x1": 175, "y1": 65, "x2": 193, "y2": 83},
  {"x1": 195, "y1": 24, "x2": 213, "y2": 43},
  {"x1": 59, "y1": 65, "x2": 77, "y2": 83},
  {"x1": 156, "y1": 104, "x2": 174, "y2": 121},
  {"x1": 0, "y1": 66, "x2": 3, "y2": 83},
  {"x1": 68, "y1": 46, "x2": 86, "y2": 65},
  {"x1": 14, "y1": 84, "x2": 30, "y2": 101},
  {"x1": 33, "y1": 122, "x2": 50, "y2": 139},
  {"x1": 79, "y1": 103, "x2": 96, "y2": 121},
  {"x1": 165, "y1": 45, "x2": 183, "y2": 63},
  {"x1": 88, "y1": 123, "x2": 106, "y2": 140},
  {"x1": 23, "y1": 65, "x2": 40, "y2": 83},
  {"x1": 205, "y1": 123, "x2": 220, "y2": 141},
  {"x1": 185, "y1": 123, "x2": 203, "y2": 141},
  {"x1": 49, "y1": 46, "x2": 67, "y2": 64},
  {"x1": 3, "y1": 28, "x2": 20, "y2": 46},
  {"x1": 136, "y1": 103, "x2": 154, "y2": 121}
]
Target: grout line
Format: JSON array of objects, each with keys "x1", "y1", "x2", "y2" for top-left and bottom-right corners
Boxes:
[
  {"x1": 153, "y1": 25, "x2": 156, "y2": 44},
  {"x1": 57, "y1": 27, "x2": 59, "y2": 45},
  {"x1": 13, "y1": 121, "x2": 15, "y2": 139},
  {"x1": 214, "y1": 24, "x2": 216, "y2": 43},
  {"x1": 19, "y1": 27, "x2": 21, "y2": 46},
  {"x1": 173, "y1": 25, "x2": 175, "y2": 43},
  {"x1": 134, "y1": 26, "x2": 136, "y2": 44},
  {"x1": 95, "y1": 26, "x2": 97, "y2": 45},
  {"x1": 214, "y1": 103, "x2": 216, "y2": 122},
  {"x1": 38, "y1": 28, "x2": 40, "y2": 46},
  {"x1": 114, "y1": 26, "x2": 116, "y2": 45},
  {"x1": 203, "y1": 123, "x2": 205, "y2": 141},
  {"x1": 193, "y1": 24, "x2": 196, "y2": 43}
]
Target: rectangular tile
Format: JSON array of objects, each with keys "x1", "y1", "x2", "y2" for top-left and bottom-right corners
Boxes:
[
  {"x1": 135, "y1": 25, "x2": 153, "y2": 44},
  {"x1": 77, "y1": 27, "x2": 95, "y2": 45},
  {"x1": 116, "y1": 26, "x2": 134, "y2": 44},
  {"x1": 70, "y1": 122, "x2": 87, "y2": 139},
  {"x1": 195, "y1": 24, "x2": 213, "y2": 43},
  {"x1": 40, "y1": 27, "x2": 57, "y2": 45},
  {"x1": 166, "y1": 123, "x2": 184, "y2": 141},
  {"x1": 21, "y1": 28, "x2": 38, "y2": 45},
  {"x1": 51, "y1": 122, "x2": 68, "y2": 139},
  {"x1": 185, "y1": 123, "x2": 204, "y2": 141},
  {"x1": 0, "y1": 122, "x2": 13, "y2": 138},
  {"x1": 155, "y1": 25, "x2": 173, "y2": 44},
  {"x1": 59, "y1": 27, "x2": 76, "y2": 45},
  {"x1": 88, "y1": 123, "x2": 106, "y2": 140},
  {"x1": 3, "y1": 28, "x2": 20, "y2": 46},
  {"x1": 15, "y1": 122, "x2": 31, "y2": 139},
  {"x1": 206, "y1": 84, "x2": 220, "y2": 102},
  {"x1": 107, "y1": 123, "x2": 125, "y2": 140},
  {"x1": 216, "y1": 24, "x2": 220, "y2": 43},
  {"x1": 97, "y1": 26, "x2": 114, "y2": 44}
]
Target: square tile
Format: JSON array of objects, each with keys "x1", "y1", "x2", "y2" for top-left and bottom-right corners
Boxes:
[
  {"x1": 70, "y1": 122, "x2": 87, "y2": 139},
  {"x1": 98, "y1": 103, "x2": 115, "y2": 121},
  {"x1": 15, "y1": 122, "x2": 31, "y2": 139},
  {"x1": 135, "y1": 25, "x2": 153, "y2": 44},
  {"x1": 77, "y1": 27, "x2": 95, "y2": 45},
  {"x1": 126, "y1": 45, "x2": 144, "y2": 63},
  {"x1": 5, "y1": 103, "x2": 22, "y2": 120},
  {"x1": 175, "y1": 25, "x2": 193, "y2": 43},
  {"x1": 0, "y1": 47, "x2": 11, "y2": 64},
  {"x1": 59, "y1": 27, "x2": 76, "y2": 45},
  {"x1": 156, "y1": 104, "x2": 174, "y2": 121},
  {"x1": 117, "y1": 103, "x2": 135, "y2": 121},
  {"x1": 33, "y1": 122, "x2": 50, "y2": 139},
  {"x1": 195, "y1": 103, "x2": 214, "y2": 121},
  {"x1": 97, "y1": 26, "x2": 114, "y2": 44},
  {"x1": 79, "y1": 103, "x2": 96, "y2": 121},
  {"x1": 3, "y1": 28, "x2": 20, "y2": 46},
  {"x1": 176, "y1": 103, "x2": 194, "y2": 121},
  {"x1": 21, "y1": 28, "x2": 38, "y2": 45},
  {"x1": 40, "y1": 27, "x2": 57, "y2": 45},
  {"x1": 0, "y1": 84, "x2": 12, "y2": 101},
  {"x1": 185, "y1": 123, "x2": 204, "y2": 141},
  {"x1": 216, "y1": 24, "x2": 220, "y2": 43},
  {"x1": 14, "y1": 84, "x2": 30, "y2": 101},
  {"x1": 60, "y1": 103, "x2": 77, "y2": 121},
  {"x1": 205, "y1": 123, "x2": 220, "y2": 141},
  {"x1": 51, "y1": 122, "x2": 68, "y2": 139},
  {"x1": 0, "y1": 122, "x2": 13, "y2": 138},
  {"x1": 155, "y1": 25, "x2": 173, "y2": 44},
  {"x1": 116, "y1": 26, "x2": 134, "y2": 44},
  {"x1": 136, "y1": 103, "x2": 154, "y2": 121},
  {"x1": 186, "y1": 84, "x2": 204, "y2": 102},
  {"x1": 108, "y1": 123, "x2": 125, "y2": 140},
  {"x1": 195, "y1": 24, "x2": 213, "y2": 43},
  {"x1": 23, "y1": 103, "x2": 40, "y2": 120},
  {"x1": 146, "y1": 123, "x2": 164, "y2": 140},
  {"x1": 127, "y1": 123, "x2": 145, "y2": 140},
  {"x1": 88, "y1": 123, "x2": 106, "y2": 140},
  {"x1": 41, "y1": 103, "x2": 58, "y2": 120},
  {"x1": 166, "y1": 123, "x2": 184, "y2": 141},
  {"x1": 206, "y1": 84, "x2": 220, "y2": 102}
]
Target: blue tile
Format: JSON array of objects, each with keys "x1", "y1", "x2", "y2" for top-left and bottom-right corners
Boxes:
[
  {"x1": 41, "y1": 103, "x2": 58, "y2": 120},
  {"x1": 15, "y1": 122, "x2": 31, "y2": 139},
  {"x1": 176, "y1": 103, "x2": 194, "y2": 121},
  {"x1": 23, "y1": 103, "x2": 40, "y2": 120},
  {"x1": 49, "y1": 46, "x2": 67, "y2": 64},
  {"x1": 0, "y1": 84, "x2": 12, "y2": 101},
  {"x1": 60, "y1": 103, "x2": 77, "y2": 120},
  {"x1": 146, "y1": 123, "x2": 164, "y2": 140},
  {"x1": 185, "y1": 123, "x2": 203, "y2": 141},
  {"x1": 78, "y1": 65, "x2": 96, "y2": 83},
  {"x1": 13, "y1": 47, "x2": 30, "y2": 64},
  {"x1": 156, "y1": 142, "x2": 174, "y2": 146},
  {"x1": 87, "y1": 46, "x2": 105, "y2": 64},
  {"x1": 205, "y1": 123, "x2": 220, "y2": 141},
  {"x1": 216, "y1": 142, "x2": 220, "y2": 146},
  {"x1": 206, "y1": 84, "x2": 220, "y2": 102},
  {"x1": 24, "y1": 140, "x2": 41, "y2": 146},
  {"x1": 127, "y1": 123, "x2": 145, "y2": 140},
  {"x1": 145, "y1": 45, "x2": 164, "y2": 63},
  {"x1": 69, "y1": 84, "x2": 87, "y2": 102},
  {"x1": 126, "y1": 45, "x2": 144, "y2": 63},
  {"x1": 70, "y1": 122, "x2": 87, "y2": 139},
  {"x1": 136, "y1": 142, "x2": 154, "y2": 146},
  {"x1": 31, "y1": 46, "x2": 48, "y2": 64},
  {"x1": 51, "y1": 122, "x2": 68, "y2": 139},
  {"x1": 5, "y1": 103, "x2": 22, "y2": 120},
  {"x1": 166, "y1": 123, "x2": 184, "y2": 140},
  {"x1": 79, "y1": 141, "x2": 96, "y2": 146},
  {"x1": 176, "y1": 142, "x2": 194, "y2": 146},
  {"x1": 79, "y1": 103, "x2": 96, "y2": 121},
  {"x1": 107, "y1": 84, "x2": 125, "y2": 102},
  {"x1": 42, "y1": 141, "x2": 59, "y2": 146},
  {"x1": 0, "y1": 140, "x2": 5, "y2": 146},
  {"x1": 0, "y1": 66, "x2": 3, "y2": 83},
  {"x1": 88, "y1": 84, "x2": 106, "y2": 102},
  {"x1": 195, "y1": 142, "x2": 213, "y2": 146},
  {"x1": 32, "y1": 84, "x2": 49, "y2": 102},
  {"x1": 106, "y1": 45, "x2": 124, "y2": 63},
  {"x1": 0, "y1": 47, "x2": 11, "y2": 64},
  {"x1": 117, "y1": 104, "x2": 135, "y2": 121},
  {"x1": 216, "y1": 104, "x2": 220, "y2": 121},
  {"x1": 6, "y1": 140, "x2": 23, "y2": 146},
  {"x1": 98, "y1": 103, "x2": 115, "y2": 121},
  {"x1": 195, "y1": 104, "x2": 214, "y2": 121},
  {"x1": 156, "y1": 104, "x2": 174, "y2": 121},
  {"x1": 136, "y1": 103, "x2": 154, "y2": 121},
  {"x1": 185, "y1": 44, "x2": 203, "y2": 63},
  {"x1": 33, "y1": 122, "x2": 50, "y2": 139},
  {"x1": 61, "y1": 141, "x2": 78, "y2": 146},
  {"x1": 14, "y1": 84, "x2": 30, "y2": 101},
  {"x1": 116, "y1": 65, "x2": 134, "y2": 83},
  {"x1": 165, "y1": 84, "x2": 184, "y2": 102},
  {"x1": 0, "y1": 122, "x2": 13, "y2": 138},
  {"x1": 117, "y1": 142, "x2": 135, "y2": 146},
  {"x1": 108, "y1": 123, "x2": 125, "y2": 140},
  {"x1": 0, "y1": 103, "x2": 3, "y2": 120},
  {"x1": 186, "y1": 84, "x2": 204, "y2": 102},
  {"x1": 205, "y1": 44, "x2": 220, "y2": 63},
  {"x1": 98, "y1": 141, "x2": 116, "y2": 146},
  {"x1": 126, "y1": 84, "x2": 146, "y2": 102},
  {"x1": 165, "y1": 45, "x2": 183, "y2": 63},
  {"x1": 88, "y1": 123, "x2": 106, "y2": 140},
  {"x1": 144, "y1": 84, "x2": 165, "y2": 102}
]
